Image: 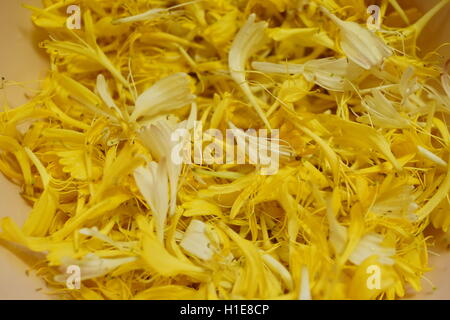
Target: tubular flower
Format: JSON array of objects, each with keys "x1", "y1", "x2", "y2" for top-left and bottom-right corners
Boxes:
[
  {"x1": 321, "y1": 7, "x2": 392, "y2": 70},
  {"x1": 358, "y1": 89, "x2": 411, "y2": 128},
  {"x1": 54, "y1": 253, "x2": 137, "y2": 282},
  {"x1": 134, "y1": 161, "x2": 169, "y2": 243},
  {"x1": 229, "y1": 13, "x2": 271, "y2": 129},
  {"x1": 253, "y1": 57, "x2": 363, "y2": 92}
]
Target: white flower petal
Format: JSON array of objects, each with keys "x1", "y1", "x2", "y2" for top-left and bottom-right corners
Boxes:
[
  {"x1": 180, "y1": 219, "x2": 215, "y2": 260},
  {"x1": 228, "y1": 122, "x2": 292, "y2": 162},
  {"x1": 358, "y1": 89, "x2": 410, "y2": 128},
  {"x1": 130, "y1": 73, "x2": 195, "y2": 121},
  {"x1": 55, "y1": 253, "x2": 137, "y2": 282},
  {"x1": 399, "y1": 67, "x2": 420, "y2": 104},
  {"x1": 139, "y1": 118, "x2": 185, "y2": 216},
  {"x1": 79, "y1": 227, "x2": 135, "y2": 250},
  {"x1": 261, "y1": 253, "x2": 294, "y2": 291},
  {"x1": 299, "y1": 266, "x2": 312, "y2": 300},
  {"x1": 371, "y1": 185, "x2": 418, "y2": 221},
  {"x1": 251, "y1": 61, "x2": 305, "y2": 74},
  {"x1": 185, "y1": 102, "x2": 198, "y2": 131},
  {"x1": 134, "y1": 161, "x2": 169, "y2": 243},
  {"x1": 349, "y1": 233, "x2": 395, "y2": 266},
  {"x1": 253, "y1": 58, "x2": 363, "y2": 92},
  {"x1": 418, "y1": 146, "x2": 448, "y2": 167},
  {"x1": 229, "y1": 14, "x2": 271, "y2": 128},
  {"x1": 303, "y1": 58, "x2": 362, "y2": 91},
  {"x1": 96, "y1": 74, "x2": 122, "y2": 117},
  {"x1": 322, "y1": 7, "x2": 392, "y2": 70}
]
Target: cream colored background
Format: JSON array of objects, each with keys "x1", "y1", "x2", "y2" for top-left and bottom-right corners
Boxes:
[{"x1": 0, "y1": 0, "x2": 449, "y2": 299}]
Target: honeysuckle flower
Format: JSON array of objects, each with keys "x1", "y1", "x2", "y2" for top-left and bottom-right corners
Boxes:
[
  {"x1": 321, "y1": 7, "x2": 392, "y2": 70},
  {"x1": 54, "y1": 253, "x2": 137, "y2": 282},
  {"x1": 139, "y1": 118, "x2": 178, "y2": 161},
  {"x1": 180, "y1": 219, "x2": 217, "y2": 260},
  {"x1": 399, "y1": 67, "x2": 420, "y2": 105},
  {"x1": 96, "y1": 74, "x2": 123, "y2": 119},
  {"x1": 424, "y1": 82, "x2": 450, "y2": 112},
  {"x1": 55, "y1": 73, "x2": 119, "y2": 121},
  {"x1": 329, "y1": 118, "x2": 402, "y2": 170},
  {"x1": 252, "y1": 57, "x2": 363, "y2": 92},
  {"x1": 79, "y1": 227, "x2": 136, "y2": 251},
  {"x1": 417, "y1": 146, "x2": 448, "y2": 167},
  {"x1": 136, "y1": 216, "x2": 206, "y2": 280},
  {"x1": 327, "y1": 195, "x2": 396, "y2": 266},
  {"x1": 95, "y1": 72, "x2": 195, "y2": 124},
  {"x1": 261, "y1": 253, "x2": 294, "y2": 291},
  {"x1": 228, "y1": 122, "x2": 292, "y2": 175},
  {"x1": 229, "y1": 13, "x2": 271, "y2": 129},
  {"x1": 299, "y1": 266, "x2": 311, "y2": 300},
  {"x1": 228, "y1": 122, "x2": 292, "y2": 160},
  {"x1": 371, "y1": 185, "x2": 419, "y2": 221},
  {"x1": 358, "y1": 89, "x2": 411, "y2": 128},
  {"x1": 395, "y1": 66, "x2": 430, "y2": 115},
  {"x1": 349, "y1": 233, "x2": 395, "y2": 266},
  {"x1": 130, "y1": 73, "x2": 195, "y2": 122},
  {"x1": 139, "y1": 103, "x2": 197, "y2": 216},
  {"x1": 134, "y1": 160, "x2": 169, "y2": 243}
]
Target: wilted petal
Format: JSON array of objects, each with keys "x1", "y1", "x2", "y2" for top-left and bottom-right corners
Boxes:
[
  {"x1": 96, "y1": 74, "x2": 123, "y2": 117},
  {"x1": 180, "y1": 219, "x2": 216, "y2": 260},
  {"x1": 79, "y1": 227, "x2": 136, "y2": 250},
  {"x1": 303, "y1": 58, "x2": 363, "y2": 91},
  {"x1": 358, "y1": 89, "x2": 410, "y2": 128},
  {"x1": 349, "y1": 233, "x2": 395, "y2": 266},
  {"x1": 261, "y1": 253, "x2": 294, "y2": 291},
  {"x1": 134, "y1": 161, "x2": 169, "y2": 243},
  {"x1": 229, "y1": 14, "x2": 271, "y2": 128},
  {"x1": 252, "y1": 61, "x2": 305, "y2": 74},
  {"x1": 54, "y1": 253, "x2": 137, "y2": 282},
  {"x1": 371, "y1": 185, "x2": 419, "y2": 221},
  {"x1": 417, "y1": 146, "x2": 448, "y2": 167},
  {"x1": 299, "y1": 266, "x2": 312, "y2": 300},
  {"x1": 131, "y1": 73, "x2": 195, "y2": 121},
  {"x1": 253, "y1": 58, "x2": 362, "y2": 92},
  {"x1": 321, "y1": 7, "x2": 392, "y2": 70},
  {"x1": 139, "y1": 116, "x2": 191, "y2": 216},
  {"x1": 228, "y1": 122, "x2": 292, "y2": 161}
]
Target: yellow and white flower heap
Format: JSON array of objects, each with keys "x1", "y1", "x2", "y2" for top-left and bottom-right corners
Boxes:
[{"x1": 0, "y1": 0, "x2": 450, "y2": 299}]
